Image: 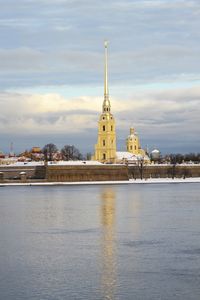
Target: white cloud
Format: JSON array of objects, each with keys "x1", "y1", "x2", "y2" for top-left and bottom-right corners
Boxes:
[
  {"x1": 1, "y1": 0, "x2": 200, "y2": 89},
  {"x1": 0, "y1": 92, "x2": 99, "y2": 134},
  {"x1": 1, "y1": 0, "x2": 200, "y2": 152},
  {"x1": 1, "y1": 86, "x2": 200, "y2": 146}
]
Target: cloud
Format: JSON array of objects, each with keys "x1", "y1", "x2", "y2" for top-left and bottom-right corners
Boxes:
[
  {"x1": 0, "y1": 85, "x2": 200, "y2": 153},
  {"x1": 0, "y1": 48, "x2": 102, "y2": 73},
  {"x1": 0, "y1": 0, "x2": 200, "y2": 153},
  {"x1": 0, "y1": 92, "x2": 99, "y2": 135},
  {"x1": 1, "y1": 0, "x2": 200, "y2": 89},
  {"x1": 0, "y1": 47, "x2": 104, "y2": 88},
  {"x1": 115, "y1": 0, "x2": 200, "y2": 10},
  {"x1": 1, "y1": 44, "x2": 200, "y2": 90}
]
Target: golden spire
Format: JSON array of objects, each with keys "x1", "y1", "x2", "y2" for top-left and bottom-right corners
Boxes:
[
  {"x1": 104, "y1": 40, "x2": 109, "y2": 99},
  {"x1": 103, "y1": 40, "x2": 111, "y2": 113}
]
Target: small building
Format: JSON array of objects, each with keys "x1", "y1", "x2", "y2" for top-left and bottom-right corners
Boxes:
[
  {"x1": 151, "y1": 149, "x2": 161, "y2": 162},
  {"x1": 0, "y1": 151, "x2": 5, "y2": 159},
  {"x1": 31, "y1": 147, "x2": 42, "y2": 153},
  {"x1": 116, "y1": 151, "x2": 150, "y2": 165},
  {"x1": 0, "y1": 157, "x2": 18, "y2": 165}
]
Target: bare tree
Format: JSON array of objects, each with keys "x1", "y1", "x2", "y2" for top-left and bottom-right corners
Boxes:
[
  {"x1": 169, "y1": 154, "x2": 177, "y2": 179},
  {"x1": 86, "y1": 152, "x2": 92, "y2": 160},
  {"x1": 184, "y1": 153, "x2": 199, "y2": 163},
  {"x1": 137, "y1": 156, "x2": 144, "y2": 180},
  {"x1": 61, "y1": 145, "x2": 82, "y2": 161},
  {"x1": 42, "y1": 143, "x2": 58, "y2": 161},
  {"x1": 164, "y1": 153, "x2": 200, "y2": 164}
]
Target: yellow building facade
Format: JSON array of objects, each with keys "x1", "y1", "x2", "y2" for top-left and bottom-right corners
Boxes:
[
  {"x1": 93, "y1": 41, "x2": 116, "y2": 163},
  {"x1": 126, "y1": 127, "x2": 145, "y2": 156}
]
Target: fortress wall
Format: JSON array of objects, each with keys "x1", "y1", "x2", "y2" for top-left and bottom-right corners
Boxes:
[
  {"x1": 47, "y1": 165, "x2": 129, "y2": 182},
  {"x1": 0, "y1": 164, "x2": 200, "y2": 183},
  {"x1": 0, "y1": 165, "x2": 37, "y2": 180},
  {"x1": 0, "y1": 164, "x2": 129, "y2": 182},
  {"x1": 128, "y1": 165, "x2": 200, "y2": 179}
]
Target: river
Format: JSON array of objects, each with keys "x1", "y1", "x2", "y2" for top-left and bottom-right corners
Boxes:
[{"x1": 0, "y1": 183, "x2": 200, "y2": 299}]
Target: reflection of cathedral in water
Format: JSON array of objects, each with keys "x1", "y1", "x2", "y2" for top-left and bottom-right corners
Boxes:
[{"x1": 101, "y1": 188, "x2": 117, "y2": 300}]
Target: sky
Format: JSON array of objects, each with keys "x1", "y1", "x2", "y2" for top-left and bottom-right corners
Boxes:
[{"x1": 0, "y1": 0, "x2": 200, "y2": 155}]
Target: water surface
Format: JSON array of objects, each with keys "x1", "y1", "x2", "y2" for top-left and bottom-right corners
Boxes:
[{"x1": 0, "y1": 184, "x2": 200, "y2": 299}]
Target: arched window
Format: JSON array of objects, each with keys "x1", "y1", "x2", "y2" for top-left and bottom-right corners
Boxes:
[
  {"x1": 103, "y1": 140, "x2": 106, "y2": 146},
  {"x1": 103, "y1": 125, "x2": 105, "y2": 131},
  {"x1": 103, "y1": 153, "x2": 106, "y2": 160}
]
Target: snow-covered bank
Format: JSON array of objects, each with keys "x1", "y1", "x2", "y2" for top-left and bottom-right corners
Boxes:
[
  {"x1": 0, "y1": 160, "x2": 103, "y2": 167},
  {"x1": 1, "y1": 177, "x2": 200, "y2": 187},
  {"x1": 1, "y1": 160, "x2": 200, "y2": 168},
  {"x1": 129, "y1": 177, "x2": 200, "y2": 184}
]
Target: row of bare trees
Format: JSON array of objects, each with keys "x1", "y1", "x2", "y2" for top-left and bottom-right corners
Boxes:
[
  {"x1": 42, "y1": 143, "x2": 91, "y2": 161},
  {"x1": 151, "y1": 153, "x2": 200, "y2": 164},
  {"x1": 167, "y1": 153, "x2": 200, "y2": 164}
]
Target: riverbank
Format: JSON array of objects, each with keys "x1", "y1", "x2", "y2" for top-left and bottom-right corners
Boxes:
[
  {"x1": 1, "y1": 177, "x2": 200, "y2": 186},
  {"x1": 1, "y1": 162, "x2": 200, "y2": 183}
]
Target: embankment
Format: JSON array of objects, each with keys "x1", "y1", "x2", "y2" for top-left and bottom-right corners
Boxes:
[{"x1": 0, "y1": 163, "x2": 200, "y2": 184}]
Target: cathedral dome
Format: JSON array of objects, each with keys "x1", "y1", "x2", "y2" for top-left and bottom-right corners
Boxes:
[{"x1": 151, "y1": 149, "x2": 160, "y2": 160}]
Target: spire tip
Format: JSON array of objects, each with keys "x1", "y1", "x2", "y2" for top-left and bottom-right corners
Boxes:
[{"x1": 104, "y1": 40, "x2": 108, "y2": 48}]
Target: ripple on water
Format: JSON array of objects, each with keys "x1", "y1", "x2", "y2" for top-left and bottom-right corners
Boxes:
[
  {"x1": 123, "y1": 240, "x2": 162, "y2": 248},
  {"x1": 29, "y1": 228, "x2": 100, "y2": 235}
]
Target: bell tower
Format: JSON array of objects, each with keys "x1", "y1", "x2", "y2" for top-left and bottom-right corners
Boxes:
[{"x1": 93, "y1": 41, "x2": 116, "y2": 163}]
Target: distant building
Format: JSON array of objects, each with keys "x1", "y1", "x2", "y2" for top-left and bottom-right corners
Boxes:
[
  {"x1": 116, "y1": 151, "x2": 150, "y2": 165},
  {"x1": 18, "y1": 147, "x2": 43, "y2": 161},
  {"x1": 0, "y1": 157, "x2": 18, "y2": 165},
  {"x1": 31, "y1": 147, "x2": 42, "y2": 153},
  {"x1": 151, "y1": 149, "x2": 161, "y2": 162},
  {"x1": 0, "y1": 151, "x2": 5, "y2": 159}
]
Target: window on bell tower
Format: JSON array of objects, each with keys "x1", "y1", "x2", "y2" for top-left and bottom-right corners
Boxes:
[
  {"x1": 103, "y1": 140, "x2": 106, "y2": 146},
  {"x1": 103, "y1": 125, "x2": 105, "y2": 131},
  {"x1": 103, "y1": 153, "x2": 106, "y2": 160},
  {"x1": 111, "y1": 125, "x2": 113, "y2": 131}
]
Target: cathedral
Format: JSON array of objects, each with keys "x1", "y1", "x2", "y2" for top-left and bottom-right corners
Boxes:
[{"x1": 93, "y1": 41, "x2": 147, "y2": 163}]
